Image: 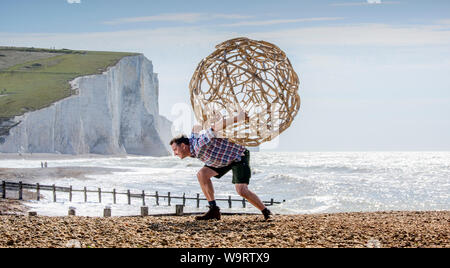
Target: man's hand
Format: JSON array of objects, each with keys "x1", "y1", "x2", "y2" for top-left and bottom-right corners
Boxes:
[
  {"x1": 236, "y1": 109, "x2": 249, "y2": 123},
  {"x1": 192, "y1": 124, "x2": 203, "y2": 134},
  {"x1": 212, "y1": 109, "x2": 248, "y2": 132}
]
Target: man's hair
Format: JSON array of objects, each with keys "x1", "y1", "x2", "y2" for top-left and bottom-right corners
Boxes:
[{"x1": 169, "y1": 135, "x2": 190, "y2": 146}]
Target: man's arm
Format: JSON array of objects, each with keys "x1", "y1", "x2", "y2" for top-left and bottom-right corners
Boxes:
[
  {"x1": 192, "y1": 110, "x2": 248, "y2": 135},
  {"x1": 191, "y1": 126, "x2": 215, "y2": 149},
  {"x1": 192, "y1": 124, "x2": 203, "y2": 134},
  {"x1": 211, "y1": 110, "x2": 248, "y2": 132}
]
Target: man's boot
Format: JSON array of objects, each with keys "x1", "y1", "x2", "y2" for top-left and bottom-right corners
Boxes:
[
  {"x1": 262, "y1": 208, "x2": 272, "y2": 221},
  {"x1": 195, "y1": 206, "x2": 221, "y2": 221}
]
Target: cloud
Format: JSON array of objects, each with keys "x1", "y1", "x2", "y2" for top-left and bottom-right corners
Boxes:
[
  {"x1": 250, "y1": 23, "x2": 450, "y2": 47},
  {"x1": 3, "y1": 22, "x2": 450, "y2": 52},
  {"x1": 104, "y1": 13, "x2": 203, "y2": 25},
  {"x1": 103, "y1": 13, "x2": 254, "y2": 25},
  {"x1": 331, "y1": 1, "x2": 400, "y2": 6},
  {"x1": 220, "y1": 17, "x2": 345, "y2": 27},
  {"x1": 437, "y1": 19, "x2": 450, "y2": 25},
  {"x1": 67, "y1": 0, "x2": 81, "y2": 3},
  {"x1": 104, "y1": 12, "x2": 342, "y2": 28}
]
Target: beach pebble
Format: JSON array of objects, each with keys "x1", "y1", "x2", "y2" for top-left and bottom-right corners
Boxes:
[{"x1": 0, "y1": 211, "x2": 448, "y2": 248}]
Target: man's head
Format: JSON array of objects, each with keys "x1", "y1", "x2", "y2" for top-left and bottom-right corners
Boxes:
[{"x1": 170, "y1": 135, "x2": 191, "y2": 159}]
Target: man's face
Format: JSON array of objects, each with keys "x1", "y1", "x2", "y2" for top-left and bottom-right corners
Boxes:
[{"x1": 171, "y1": 143, "x2": 190, "y2": 159}]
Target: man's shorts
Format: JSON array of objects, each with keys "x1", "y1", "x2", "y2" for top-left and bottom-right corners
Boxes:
[{"x1": 205, "y1": 150, "x2": 251, "y2": 184}]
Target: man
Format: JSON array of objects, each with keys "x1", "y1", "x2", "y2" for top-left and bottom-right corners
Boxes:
[{"x1": 170, "y1": 111, "x2": 272, "y2": 221}]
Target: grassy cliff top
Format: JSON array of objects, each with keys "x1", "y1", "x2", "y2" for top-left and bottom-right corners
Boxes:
[{"x1": 0, "y1": 47, "x2": 139, "y2": 118}]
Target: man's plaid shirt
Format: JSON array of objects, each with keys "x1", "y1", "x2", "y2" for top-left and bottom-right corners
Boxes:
[{"x1": 189, "y1": 128, "x2": 246, "y2": 168}]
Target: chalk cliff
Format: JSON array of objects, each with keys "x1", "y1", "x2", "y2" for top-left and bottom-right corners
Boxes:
[{"x1": 0, "y1": 55, "x2": 172, "y2": 156}]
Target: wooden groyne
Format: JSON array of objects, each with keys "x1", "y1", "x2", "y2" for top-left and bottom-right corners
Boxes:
[{"x1": 1, "y1": 180, "x2": 284, "y2": 210}]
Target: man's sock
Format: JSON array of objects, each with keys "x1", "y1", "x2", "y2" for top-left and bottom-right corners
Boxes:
[
  {"x1": 261, "y1": 208, "x2": 271, "y2": 217},
  {"x1": 208, "y1": 200, "x2": 217, "y2": 207}
]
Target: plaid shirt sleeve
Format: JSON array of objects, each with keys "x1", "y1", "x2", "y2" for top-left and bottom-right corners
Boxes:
[
  {"x1": 197, "y1": 128, "x2": 215, "y2": 147},
  {"x1": 190, "y1": 128, "x2": 216, "y2": 155}
]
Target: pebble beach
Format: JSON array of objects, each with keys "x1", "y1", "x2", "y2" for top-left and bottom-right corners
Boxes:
[{"x1": 0, "y1": 210, "x2": 448, "y2": 248}]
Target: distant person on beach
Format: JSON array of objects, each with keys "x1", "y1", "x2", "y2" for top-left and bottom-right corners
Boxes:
[{"x1": 170, "y1": 110, "x2": 272, "y2": 221}]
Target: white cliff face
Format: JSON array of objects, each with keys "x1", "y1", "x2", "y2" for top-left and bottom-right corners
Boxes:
[{"x1": 0, "y1": 55, "x2": 171, "y2": 156}]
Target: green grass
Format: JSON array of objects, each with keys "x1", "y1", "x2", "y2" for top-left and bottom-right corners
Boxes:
[
  {"x1": 0, "y1": 46, "x2": 85, "y2": 54},
  {"x1": 0, "y1": 48, "x2": 139, "y2": 118}
]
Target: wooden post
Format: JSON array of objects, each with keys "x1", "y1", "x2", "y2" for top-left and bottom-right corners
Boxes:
[
  {"x1": 242, "y1": 198, "x2": 246, "y2": 208},
  {"x1": 196, "y1": 193, "x2": 200, "y2": 208},
  {"x1": 175, "y1": 205, "x2": 184, "y2": 216},
  {"x1": 52, "y1": 184, "x2": 56, "y2": 202},
  {"x1": 270, "y1": 198, "x2": 274, "y2": 206},
  {"x1": 155, "y1": 191, "x2": 159, "y2": 206},
  {"x1": 98, "y1": 188, "x2": 102, "y2": 203},
  {"x1": 141, "y1": 206, "x2": 149, "y2": 216},
  {"x1": 142, "y1": 190, "x2": 145, "y2": 206},
  {"x1": 69, "y1": 186, "x2": 72, "y2": 202},
  {"x1": 228, "y1": 195, "x2": 232, "y2": 208},
  {"x1": 127, "y1": 190, "x2": 131, "y2": 205},
  {"x1": 2, "y1": 181, "x2": 5, "y2": 199},
  {"x1": 168, "y1": 192, "x2": 171, "y2": 206},
  {"x1": 84, "y1": 187, "x2": 87, "y2": 202},
  {"x1": 19, "y1": 181, "x2": 23, "y2": 200},
  {"x1": 113, "y1": 189, "x2": 116, "y2": 204},
  {"x1": 36, "y1": 183, "x2": 40, "y2": 201},
  {"x1": 104, "y1": 206, "x2": 111, "y2": 217},
  {"x1": 68, "y1": 207, "x2": 76, "y2": 216},
  {"x1": 182, "y1": 193, "x2": 186, "y2": 206}
]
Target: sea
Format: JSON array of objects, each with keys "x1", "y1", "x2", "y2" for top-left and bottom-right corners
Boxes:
[{"x1": 1, "y1": 152, "x2": 449, "y2": 217}]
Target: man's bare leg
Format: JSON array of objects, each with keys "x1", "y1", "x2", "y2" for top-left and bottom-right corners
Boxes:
[
  {"x1": 196, "y1": 167, "x2": 221, "y2": 220},
  {"x1": 236, "y1": 184, "x2": 272, "y2": 220},
  {"x1": 197, "y1": 167, "x2": 219, "y2": 202},
  {"x1": 235, "y1": 184, "x2": 266, "y2": 211}
]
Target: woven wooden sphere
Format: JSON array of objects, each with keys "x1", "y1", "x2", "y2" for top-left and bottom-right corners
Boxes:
[{"x1": 189, "y1": 37, "x2": 301, "y2": 147}]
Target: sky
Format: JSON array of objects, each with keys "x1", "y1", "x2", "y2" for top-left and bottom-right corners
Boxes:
[{"x1": 1, "y1": 0, "x2": 450, "y2": 151}]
